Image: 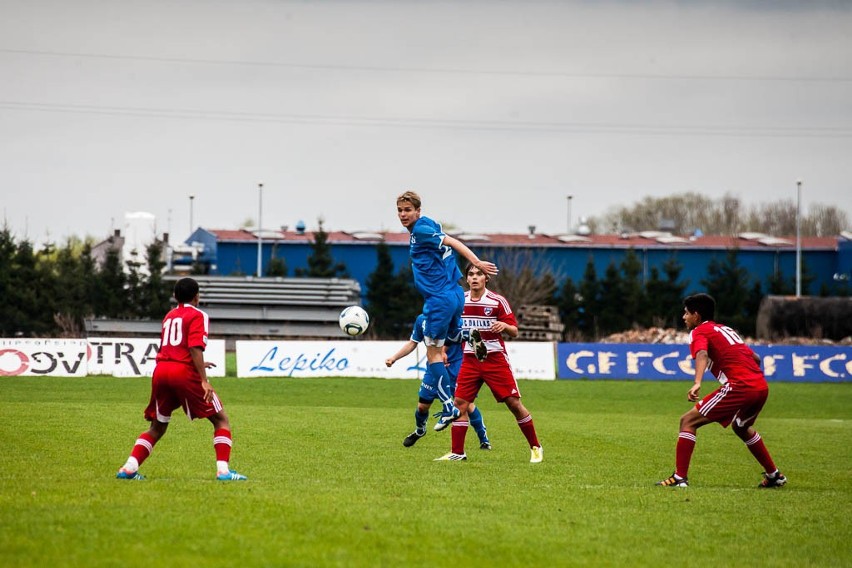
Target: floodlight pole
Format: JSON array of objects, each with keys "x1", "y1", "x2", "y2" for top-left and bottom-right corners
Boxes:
[
  {"x1": 567, "y1": 194, "x2": 573, "y2": 233},
  {"x1": 189, "y1": 194, "x2": 195, "y2": 235},
  {"x1": 257, "y1": 182, "x2": 263, "y2": 278},
  {"x1": 795, "y1": 180, "x2": 802, "y2": 297}
]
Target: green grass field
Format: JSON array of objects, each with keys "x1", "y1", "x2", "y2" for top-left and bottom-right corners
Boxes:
[{"x1": 1, "y1": 375, "x2": 850, "y2": 567}]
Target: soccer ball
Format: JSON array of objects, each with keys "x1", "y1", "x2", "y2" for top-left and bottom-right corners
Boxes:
[{"x1": 338, "y1": 305, "x2": 370, "y2": 336}]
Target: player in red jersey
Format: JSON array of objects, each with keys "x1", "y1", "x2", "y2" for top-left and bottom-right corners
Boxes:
[
  {"x1": 435, "y1": 264, "x2": 542, "y2": 463},
  {"x1": 657, "y1": 293, "x2": 786, "y2": 488},
  {"x1": 115, "y1": 277, "x2": 247, "y2": 481}
]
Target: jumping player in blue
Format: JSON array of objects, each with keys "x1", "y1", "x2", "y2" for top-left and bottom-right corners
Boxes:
[
  {"x1": 386, "y1": 313, "x2": 491, "y2": 449},
  {"x1": 396, "y1": 190, "x2": 499, "y2": 430}
]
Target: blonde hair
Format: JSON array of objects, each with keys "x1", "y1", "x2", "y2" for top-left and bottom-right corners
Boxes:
[{"x1": 396, "y1": 190, "x2": 421, "y2": 209}]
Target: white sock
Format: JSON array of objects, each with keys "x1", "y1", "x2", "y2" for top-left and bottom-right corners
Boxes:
[
  {"x1": 217, "y1": 460, "x2": 229, "y2": 474},
  {"x1": 122, "y1": 457, "x2": 139, "y2": 472}
]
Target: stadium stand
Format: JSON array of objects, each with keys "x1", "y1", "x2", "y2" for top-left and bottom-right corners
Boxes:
[{"x1": 85, "y1": 276, "x2": 363, "y2": 344}]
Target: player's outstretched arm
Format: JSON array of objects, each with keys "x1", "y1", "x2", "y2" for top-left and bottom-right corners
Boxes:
[
  {"x1": 443, "y1": 235, "x2": 498, "y2": 276},
  {"x1": 386, "y1": 340, "x2": 418, "y2": 367}
]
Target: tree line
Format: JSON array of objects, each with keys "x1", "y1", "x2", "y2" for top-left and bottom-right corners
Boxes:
[
  {"x1": 0, "y1": 225, "x2": 844, "y2": 340},
  {"x1": 0, "y1": 229, "x2": 171, "y2": 338},
  {"x1": 586, "y1": 193, "x2": 848, "y2": 237}
]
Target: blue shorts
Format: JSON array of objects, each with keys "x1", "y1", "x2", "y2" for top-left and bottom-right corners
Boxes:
[
  {"x1": 418, "y1": 368, "x2": 458, "y2": 402},
  {"x1": 422, "y1": 288, "x2": 464, "y2": 346}
]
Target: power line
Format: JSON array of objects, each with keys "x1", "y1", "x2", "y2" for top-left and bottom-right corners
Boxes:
[
  {"x1": 2, "y1": 100, "x2": 850, "y2": 138},
  {"x1": 2, "y1": 47, "x2": 850, "y2": 83}
]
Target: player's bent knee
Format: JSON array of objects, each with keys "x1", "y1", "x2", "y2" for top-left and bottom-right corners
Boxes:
[{"x1": 732, "y1": 424, "x2": 752, "y2": 440}]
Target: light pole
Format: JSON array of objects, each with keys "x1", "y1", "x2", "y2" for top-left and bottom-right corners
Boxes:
[
  {"x1": 189, "y1": 194, "x2": 195, "y2": 235},
  {"x1": 567, "y1": 194, "x2": 573, "y2": 234},
  {"x1": 795, "y1": 180, "x2": 802, "y2": 297},
  {"x1": 257, "y1": 182, "x2": 264, "y2": 278}
]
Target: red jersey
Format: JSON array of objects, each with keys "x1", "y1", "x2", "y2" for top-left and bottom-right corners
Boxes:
[
  {"x1": 155, "y1": 303, "x2": 209, "y2": 370},
  {"x1": 689, "y1": 320, "x2": 766, "y2": 390},
  {"x1": 462, "y1": 289, "x2": 517, "y2": 356}
]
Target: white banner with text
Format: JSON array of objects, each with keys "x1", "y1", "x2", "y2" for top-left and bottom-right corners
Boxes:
[
  {"x1": 87, "y1": 337, "x2": 226, "y2": 377},
  {"x1": 235, "y1": 340, "x2": 555, "y2": 379},
  {"x1": 0, "y1": 338, "x2": 89, "y2": 377}
]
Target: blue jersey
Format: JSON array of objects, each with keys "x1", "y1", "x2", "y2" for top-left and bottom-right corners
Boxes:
[
  {"x1": 411, "y1": 314, "x2": 463, "y2": 378},
  {"x1": 409, "y1": 216, "x2": 463, "y2": 299}
]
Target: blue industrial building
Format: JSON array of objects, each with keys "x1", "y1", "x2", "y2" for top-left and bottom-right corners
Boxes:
[{"x1": 179, "y1": 227, "x2": 850, "y2": 299}]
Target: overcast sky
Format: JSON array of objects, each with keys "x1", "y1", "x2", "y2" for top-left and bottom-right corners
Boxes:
[{"x1": 1, "y1": 0, "x2": 851, "y2": 246}]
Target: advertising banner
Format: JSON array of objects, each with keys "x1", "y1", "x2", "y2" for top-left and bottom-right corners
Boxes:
[
  {"x1": 0, "y1": 339, "x2": 89, "y2": 377},
  {"x1": 87, "y1": 337, "x2": 226, "y2": 377},
  {"x1": 557, "y1": 343, "x2": 852, "y2": 383},
  {"x1": 236, "y1": 340, "x2": 556, "y2": 379},
  {"x1": 506, "y1": 343, "x2": 556, "y2": 380},
  {"x1": 237, "y1": 340, "x2": 407, "y2": 378},
  {"x1": 6, "y1": 337, "x2": 842, "y2": 382}
]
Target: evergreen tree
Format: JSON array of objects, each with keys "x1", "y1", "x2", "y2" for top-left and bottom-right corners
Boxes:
[
  {"x1": 577, "y1": 256, "x2": 601, "y2": 337},
  {"x1": 743, "y1": 281, "x2": 763, "y2": 337},
  {"x1": 95, "y1": 247, "x2": 129, "y2": 318},
  {"x1": 0, "y1": 229, "x2": 30, "y2": 335},
  {"x1": 556, "y1": 277, "x2": 582, "y2": 339},
  {"x1": 295, "y1": 219, "x2": 349, "y2": 278},
  {"x1": 645, "y1": 256, "x2": 688, "y2": 328},
  {"x1": 0, "y1": 228, "x2": 16, "y2": 335},
  {"x1": 768, "y1": 258, "x2": 815, "y2": 297},
  {"x1": 365, "y1": 241, "x2": 396, "y2": 337},
  {"x1": 539, "y1": 272, "x2": 558, "y2": 306},
  {"x1": 620, "y1": 249, "x2": 647, "y2": 327},
  {"x1": 365, "y1": 242, "x2": 420, "y2": 339},
  {"x1": 78, "y1": 243, "x2": 100, "y2": 317},
  {"x1": 33, "y1": 241, "x2": 62, "y2": 333},
  {"x1": 51, "y1": 239, "x2": 93, "y2": 335},
  {"x1": 13, "y1": 239, "x2": 52, "y2": 335},
  {"x1": 388, "y1": 266, "x2": 422, "y2": 339},
  {"x1": 701, "y1": 249, "x2": 754, "y2": 335},
  {"x1": 141, "y1": 241, "x2": 171, "y2": 319},
  {"x1": 266, "y1": 257, "x2": 287, "y2": 277},
  {"x1": 598, "y1": 261, "x2": 626, "y2": 334},
  {"x1": 125, "y1": 263, "x2": 146, "y2": 318},
  {"x1": 767, "y1": 256, "x2": 816, "y2": 296},
  {"x1": 767, "y1": 268, "x2": 794, "y2": 295}
]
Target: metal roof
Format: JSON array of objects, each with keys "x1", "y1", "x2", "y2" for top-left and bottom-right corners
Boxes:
[{"x1": 204, "y1": 228, "x2": 839, "y2": 251}]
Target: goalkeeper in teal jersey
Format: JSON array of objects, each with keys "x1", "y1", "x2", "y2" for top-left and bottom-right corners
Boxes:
[{"x1": 386, "y1": 313, "x2": 491, "y2": 449}]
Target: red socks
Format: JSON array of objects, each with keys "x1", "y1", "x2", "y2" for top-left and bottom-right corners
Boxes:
[
  {"x1": 130, "y1": 432, "x2": 157, "y2": 467},
  {"x1": 517, "y1": 414, "x2": 540, "y2": 448},
  {"x1": 675, "y1": 431, "x2": 697, "y2": 478},
  {"x1": 453, "y1": 415, "x2": 541, "y2": 455},
  {"x1": 674, "y1": 430, "x2": 777, "y2": 479},
  {"x1": 451, "y1": 421, "x2": 469, "y2": 455},
  {"x1": 213, "y1": 429, "x2": 233, "y2": 463},
  {"x1": 744, "y1": 432, "x2": 777, "y2": 473}
]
